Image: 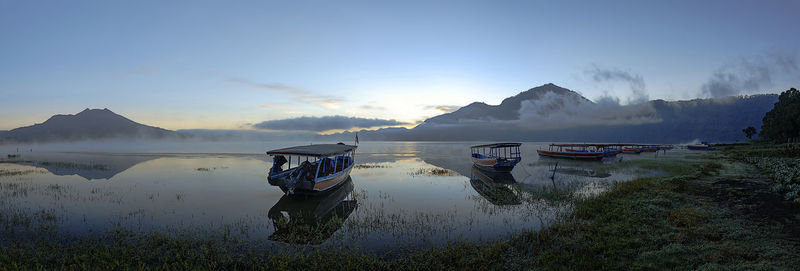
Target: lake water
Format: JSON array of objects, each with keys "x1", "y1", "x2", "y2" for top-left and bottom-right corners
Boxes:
[{"x1": 0, "y1": 141, "x2": 682, "y2": 251}]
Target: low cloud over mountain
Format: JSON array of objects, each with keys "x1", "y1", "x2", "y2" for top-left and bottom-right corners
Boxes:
[
  {"x1": 253, "y1": 116, "x2": 407, "y2": 132},
  {"x1": 0, "y1": 84, "x2": 781, "y2": 144},
  {"x1": 421, "y1": 83, "x2": 659, "y2": 130},
  {"x1": 515, "y1": 91, "x2": 660, "y2": 130},
  {"x1": 329, "y1": 83, "x2": 779, "y2": 143}
]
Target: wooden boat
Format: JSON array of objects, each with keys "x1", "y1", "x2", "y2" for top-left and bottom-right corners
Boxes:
[
  {"x1": 565, "y1": 144, "x2": 619, "y2": 157},
  {"x1": 617, "y1": 143, "x2": 673, "y2": 153},
  {"x1": 267, "y1": 178, "x2": 356, "y2": 244},
  {"x1": 470, "y1": 143, "x2": 522, "y2": 172},
  {"x1": 687, "y1": 144, "x2": 715, "y2": 150},
  {"x1": 267, "y1": 143, "x2": 356, "y2": 195},
  {"x1": 621, "y1": 147, "x2": 643, "y2": 154},
  {"x1": 604, "y1": 146, "x2": 623, "y2": 156},
  {"x1": 641, "y1": 145, "x2": 660, "y2": 152},
  {"x1": 537, "y1": 144, "x2": 604, "y2": 160}
]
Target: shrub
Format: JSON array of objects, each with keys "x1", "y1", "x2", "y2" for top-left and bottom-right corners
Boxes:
[{"x1": 744, "y1": 157, "x2": 800, "y2": 203}]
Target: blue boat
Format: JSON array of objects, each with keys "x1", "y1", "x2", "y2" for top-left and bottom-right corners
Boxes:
[
  {"x1": 470, "y1": 143, "x2": 522, "y2": 172},
  {"x1": 687, "y1": 144, "x2": 715, "y2": 150}
]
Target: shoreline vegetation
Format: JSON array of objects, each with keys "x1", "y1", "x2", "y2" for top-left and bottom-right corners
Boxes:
[{"x1": 1, "y1": 143, "x2": 798, "y2": 269}]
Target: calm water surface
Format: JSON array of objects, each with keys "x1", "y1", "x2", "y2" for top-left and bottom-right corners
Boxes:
[{"x1": 0, "y1": 141, "x2": 684, "y2": 251}]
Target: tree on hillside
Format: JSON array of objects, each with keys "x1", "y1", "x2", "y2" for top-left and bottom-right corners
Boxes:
[
  {"x1": 760, "y1": 88, "x2": 800, "y2": 143},
  {"x1": 742, "y1": 126, "x2": 757, "y2": 140}
]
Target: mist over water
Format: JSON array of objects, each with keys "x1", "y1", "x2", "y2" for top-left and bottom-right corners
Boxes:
[{"x1": 0, "y1": 141, "x2": 683, "y2": 251}]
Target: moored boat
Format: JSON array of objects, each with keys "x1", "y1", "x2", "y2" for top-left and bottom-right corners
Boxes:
[
  {"x1": 621, "y1": 147, "x2": 643, "y2": 154},
  {"x1": 470, "y1": 143, "x2": 522, "y2": 172},
  {"x1": 537, "y1": 144, "x2": 604, "y2": 160},
  {"x1": 267, "y1": 143, "x2": 356, "y2": 195},
  {"x1": 687, "y1": 144, "x2": 715, "y2": 150},
  {"x1": 564, "y1": 144, "x2": 618, "y2": 157},
  {"x1": 641, "y1": 146, "x2": 660, "y2": 152}
]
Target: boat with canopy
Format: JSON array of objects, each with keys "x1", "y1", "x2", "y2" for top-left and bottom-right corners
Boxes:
[
  {"x1": 537, "y1": 144, "x2": 604, "y2": 160},
  {"x1": 562, "y1": 144, "x2": 619, "y2": 157},
  {"x1": 267, "y1": 143, "x2": 356, "y2": 195},
  {"x1": 687, "y1": 144, "x2": 715, "y2": 150},
  {"x1": 470, "y1": 143, "x2": 522, "y2": 172}
]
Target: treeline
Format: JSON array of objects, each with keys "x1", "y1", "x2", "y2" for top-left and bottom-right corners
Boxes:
[{"x1": 760, "y1": 88, "x2": 800, "y2": 143}]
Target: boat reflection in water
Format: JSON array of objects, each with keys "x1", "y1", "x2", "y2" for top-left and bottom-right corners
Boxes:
[
  {"x1": 538, "y1": 161, "x2": 611, "y2": 179},
  {"x1": 267, "y1": 177, "x2": 357, "y2": 245},
  {"x1": 554, "y1": 167, "x2": 611, "y2": 178},
  {"x1": 469, "y1": 165, "x2": 521, "y2": 205}
]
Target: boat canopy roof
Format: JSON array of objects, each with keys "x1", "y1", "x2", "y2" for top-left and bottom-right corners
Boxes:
[
  {"x1": 550, "y1": 143, "x2": 673, "y2": 147},
  {"x1": 471, "y1": 143, "x2": 522, "y2": 149},
  {"x1": 267, "y1": 144, "x2": 357, "y2": 157}
]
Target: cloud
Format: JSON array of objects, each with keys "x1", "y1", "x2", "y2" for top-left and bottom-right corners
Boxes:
[
  {"x1": 701, "y1": 51, "x2": 799, "y2": 98},
  {"x1": 358, "y1": 105, "x2": 386, "y2": 111},
  {"x1": 417, "y1": 91, "x2": 661, "y2": 132},
  {"x1": 258, "y1": 104, "x2": 293, "y2": 110},
  {"x1": 297, "y1": 96, "x2": 345, "y2": 109},
  {"x1": 515, "y1": 91, "x2": 660, "y2": 130},
  {"x1": 253, "y1": 116, "x2": 408, "y2": 132},
  {"x1": 586, "y1": 65, "x2": 649, "y2": 104},
  {"x1": 228, "y1": 77, "x2": 310, "y2": 95},
  {"x1": 424, "y1": 105, "x2": 460, "y2": 113},
  {"x1": 229, "y1": 77, "x2": 347, "y2": 109}
]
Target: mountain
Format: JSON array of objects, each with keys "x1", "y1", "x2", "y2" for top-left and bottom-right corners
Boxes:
[
  {"x1": 335, "y1": 84, "x2": 779, "y2": 143},
  {"x1": 426, "y1": 83, "x2": 591, "y2": 124},
  {"x1": 0, "y1": 108, "x2": 182, "y2": 143}
]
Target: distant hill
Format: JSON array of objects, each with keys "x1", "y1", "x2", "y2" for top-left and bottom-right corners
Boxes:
[
  {"x1": 0, "y1": 108, "x2": 182, "y2": 143},
  {"x1": 330, "y1": 84, "x2": 779, "y2": 143},
  {"x1": 426, "y1": 83, "x2": 592, "y2": 124}
]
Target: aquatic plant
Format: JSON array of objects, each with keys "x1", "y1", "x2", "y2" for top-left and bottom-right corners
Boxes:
[
  {"x1": 354, "y1": 163, "x2": 390, "y2": 169},
  {"x1": 0, "y1": 169, "x2": 44, "y2": 177},
  {"x1": 407, "y1": 167, "x2": 457, "y2": 177}
]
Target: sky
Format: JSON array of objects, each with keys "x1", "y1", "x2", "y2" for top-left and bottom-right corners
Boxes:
[{"x1": 1, "y1": 0, "x2": 799, "y2": 131}]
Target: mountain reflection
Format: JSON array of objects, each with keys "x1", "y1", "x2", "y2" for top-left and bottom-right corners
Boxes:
[{"x1": 9, "y1": 152, "x2": 157, "y2": 180}]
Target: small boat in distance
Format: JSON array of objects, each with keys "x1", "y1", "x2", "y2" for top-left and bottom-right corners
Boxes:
[
  {"x1": 470, "y1": 143, "x2": 522, "y2": 172},
  {"x1": 267, "y1": 143, "x2": 356, "y2": 195},
  {"x1": 687, "y1": 144, "x2": 715, "y2": 150},
  {"x1": 537, "y1": 144, "x2": 604, "y2": 160},
  {"x1": 564, "y1": 144, "x2": 619, "y2": 157},
  {"x1": 621, "y1": 147, "x2": 643, "y2": 154}
]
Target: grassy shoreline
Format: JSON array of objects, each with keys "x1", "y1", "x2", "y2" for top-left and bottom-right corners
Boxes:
[{"x1": 2, "y1": 145, "x2": 799, "y2": 270}]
